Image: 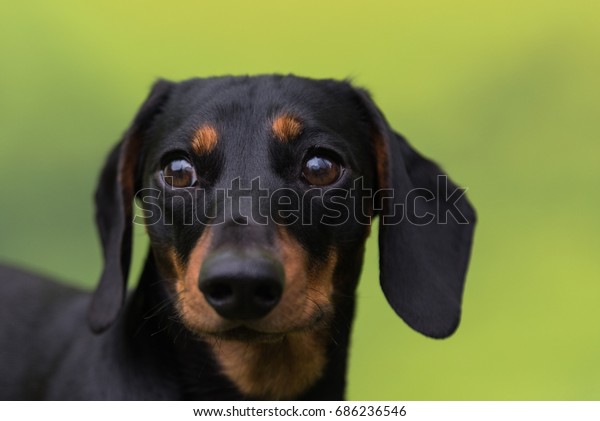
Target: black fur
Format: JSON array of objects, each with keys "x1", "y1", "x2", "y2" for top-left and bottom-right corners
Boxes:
[{"x1": 0, "y1": 75, "x2": 476, "y2": 400}]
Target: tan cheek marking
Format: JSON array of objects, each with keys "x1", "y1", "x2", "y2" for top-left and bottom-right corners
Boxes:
[
  {"x1": 192, "y1": 124, "x2": 218, "y2": 155},
  {"x1": 272, "y1": 114, "x2": 302, "y2": 142},
  {"x1": 170, "y1": 229, "x2": 227, "y2": 333},
  {"x1": 151, "y1": 245, "x2": 184, "y2": 285},
  {"x1": 259, "y1": 227, "x2": 336, "y2": 332},
  {"x1": 211, "y1": 228, "x2": 338, "y2": 399}
]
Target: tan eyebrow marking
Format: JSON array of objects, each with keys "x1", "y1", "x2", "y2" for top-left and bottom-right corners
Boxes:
[
  {"x1": 191, "y1": 124, "x2": 218, "y2": 155},
  {"x1": 272, "y1": 114, "x2": 302, "y2": 142}
]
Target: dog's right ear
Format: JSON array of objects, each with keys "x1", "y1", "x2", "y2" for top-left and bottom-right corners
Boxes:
[
  {"x1": 353, "y1": 87, "x2": 476, "y2": 339},
  {"x1": 88, "y1": 80, "x2": 174, "y2": 334}
]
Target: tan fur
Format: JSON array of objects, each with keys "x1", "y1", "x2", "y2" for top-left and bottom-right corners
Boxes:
[
  {"x1": 209, "y1": 228, "x2": 338, "y2": 399},
  {"x1": 192, "y1": 124, "x2": 218, "y2": 155},
  {"x1": 272, "y1": 114, "x2": 302, "y2": 142},
  {"x1": 155, "y1": 223, "x2": 338, "y2": 398},
  {"x1": 208, "y1": 329, "x2": 328, "y2": 399},
  {"x1": 171, "y1": 229, "x2": 237, "y2": 333},
  {"x1": 373, "y1": 132, "x2": 389, "y2": 189}
]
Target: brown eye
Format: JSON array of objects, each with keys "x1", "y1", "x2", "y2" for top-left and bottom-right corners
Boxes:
[
  {"x1": 162, "y1": 159, "x2": 197, "y2": 188},
  {"x1": 301, "y1": 155, "x2": 341, "y2": 186}
]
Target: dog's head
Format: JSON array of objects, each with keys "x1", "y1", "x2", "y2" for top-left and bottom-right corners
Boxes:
[{"x1": 89, "y1": 75, "x2": 476, "y2": 344}]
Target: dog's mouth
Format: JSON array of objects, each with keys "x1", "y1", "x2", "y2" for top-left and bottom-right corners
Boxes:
[
  {"x1": 209, "y1": 326, "x2": 286, "y2": 343},
  {"x1": 200, "y1": 308, "x2": 327, "y2": 344}
]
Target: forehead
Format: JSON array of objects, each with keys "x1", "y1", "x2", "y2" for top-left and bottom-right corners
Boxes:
[{"x1": 158, "y1": 76, "x2": 365, "y2": 137}]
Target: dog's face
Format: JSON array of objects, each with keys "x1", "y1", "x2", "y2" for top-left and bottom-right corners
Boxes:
[
  {"x1": 90, "y1": 74, "x2": 475, "y2": 347},
  {"x1": 137, "y1": 77, "x2": 376, "y2": 340},
  {"x1": 89, "y1": 75, "x2": 475, "y2": 398}
]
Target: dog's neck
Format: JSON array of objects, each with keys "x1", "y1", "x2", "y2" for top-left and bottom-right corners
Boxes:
[{"x1": 123, "y1": 254, "x2": 357, "y2": 400}]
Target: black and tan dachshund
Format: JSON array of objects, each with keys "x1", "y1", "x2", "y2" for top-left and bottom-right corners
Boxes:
[{"x1": 0, "y1": 75, "x2": 476, "y2": 400}]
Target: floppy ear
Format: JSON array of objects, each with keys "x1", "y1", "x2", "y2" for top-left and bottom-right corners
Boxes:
[
  {"x1": 88, "y1": 80, "x2": 174, "y2": 333},
  {"x1": 357, "y1": 89, "x2": 476, "y2": 339}
]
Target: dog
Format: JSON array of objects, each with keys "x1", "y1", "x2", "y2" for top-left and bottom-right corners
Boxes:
[{"x1": 0, "y1": 75, "x2": 476, "y2": 400}]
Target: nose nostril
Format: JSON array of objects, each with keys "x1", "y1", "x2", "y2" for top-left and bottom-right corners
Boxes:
[
  {"x1": 254, "y1": 283, "x2": 280, "y2": 306},
  {"x1": 206, "y1": 282, "x2": 233, "y2": 302}
]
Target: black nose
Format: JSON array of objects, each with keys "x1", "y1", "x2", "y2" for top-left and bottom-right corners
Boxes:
[{"x1": 198, "y1": 249, "x2": 284, "y2": 320}]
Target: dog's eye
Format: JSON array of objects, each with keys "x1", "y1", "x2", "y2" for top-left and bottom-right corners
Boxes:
[
  {"x1": 162, "y1": 159, "x2": 198, "y2": 188},
  {"x1": 301, "y1": 156, "x2": 341, "y2": 186}
]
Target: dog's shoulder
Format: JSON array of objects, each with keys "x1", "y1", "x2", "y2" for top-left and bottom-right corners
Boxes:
[
  {"x1": 0, "y1": 264, "x2": 84, "y2": 313},
  {"x1": 0, "y1": 265, "x2": 90, "y2": 398}
]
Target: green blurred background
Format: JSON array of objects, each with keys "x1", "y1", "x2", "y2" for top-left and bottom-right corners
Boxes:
[{"x1": 1, "y1": 0, "x2": 599, "y2": 400}]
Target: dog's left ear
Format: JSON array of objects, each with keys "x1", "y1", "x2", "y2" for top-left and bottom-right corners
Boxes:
[
  {"x1": 355, "y1": 88, "x2": 476, "y2": 339},
  {"x1": 88, "y1": 80, "x2": 174, "y2": 333}
]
